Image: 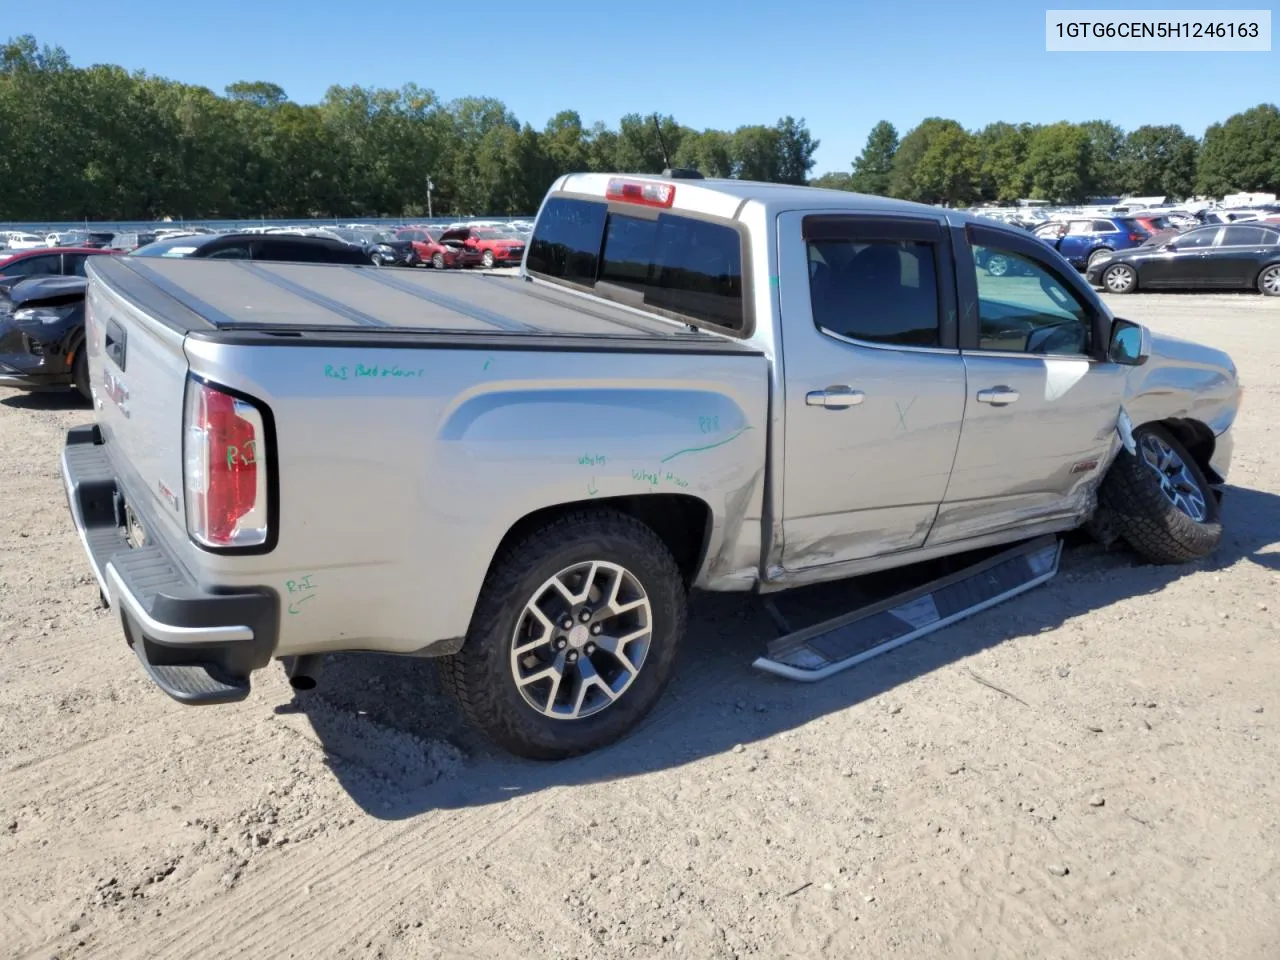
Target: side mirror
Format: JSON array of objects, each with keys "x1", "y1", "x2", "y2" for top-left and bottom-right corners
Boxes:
[{"x1": 1109, "y1": 318, "x2": 1150, "y2": 366}]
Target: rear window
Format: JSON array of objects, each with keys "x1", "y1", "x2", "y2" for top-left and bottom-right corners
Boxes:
[
  {"x1": 528, "y1": 195, "x2": 746, "y2": 333},
  {"x1": 1119, "y1": 219, "x2": 1150, "y2": 235}
]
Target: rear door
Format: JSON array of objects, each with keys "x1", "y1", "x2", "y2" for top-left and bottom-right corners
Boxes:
[
  {"x1": 1056, "y1": 220, "x2": 1094, "y2": 264},
  {"x1": 778, "y1": 212, "x2": 967, "y2": 570},
  {"x1": 928, "y1": 221, "x2": 1127, "y2": 545},
  {"x1": 1207, "y1": 224, "x2": 1280, "y2": 287}
]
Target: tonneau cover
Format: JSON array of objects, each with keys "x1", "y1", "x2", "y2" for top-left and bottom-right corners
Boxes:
[{"x1": 88, "y1": 256, "x2": 731, "y2": 343}]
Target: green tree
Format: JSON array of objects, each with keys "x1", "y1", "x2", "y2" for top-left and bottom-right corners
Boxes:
[
  {"x1": 976, "y1": 121, "x2": 1033, "y2": 202},
  {"x1": 1024, "y1": 122, "x2": 1094, "y2": 203},
  {"x1": 849, "y1": 120, "x2": 897, "y2": 195},
  {"x1": 732, "y1": 124, "x2": 782, "y2": 181},
  {"x1": 810, "y1": 171, "x2": 854, "y2": 191},
  {"x1": 1117, "y1": 124, "x2": 1198, "y2": 198},
  {"x1": 774, "y1": 116, "x2": 819, "y2": 185},
  {"x1": 1079, "y1": 119, "x2": 1124, "y2": 196},
  {"x1": 890, "y1": 118, "x2": 976, "y2": 205},
  {"x1": 1196, "y1": 103, "x2": 1280, "y2": 196},
  {"x1": 224, "y1": 81, "x2": 287, "y2": 108}
]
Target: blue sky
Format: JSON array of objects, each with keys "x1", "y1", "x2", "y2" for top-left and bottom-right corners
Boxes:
[{"x1": 6, "y1": 0, "x2": 1276, "y2": 173}]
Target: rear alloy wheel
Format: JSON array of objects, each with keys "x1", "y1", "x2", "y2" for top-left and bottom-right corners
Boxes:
[
  {"x1": 1258, "y1": 264, "x2": 1280, "y2": 297},
  {"x1": 1098, "y1": 424, "x2": 1222, "y2": 564},
  {"x1": 1087, "y1": 247, "x2": 1112, "y2": 270},
  {"x1": 482, "y1": 249, "x2": 495, "y2": 269},
  {"x1": 440, "y1": 510, "x2": 686, "y2": 759},
  {"x1": 432, "y1": 252, "x2": 445, "y2": 270},
  {"x1": 370, "y1": 252, "x2": 383, "y2": 267},
  {"x1": 1103, "y1": 263, "x2": 1137, "y2": 294}
]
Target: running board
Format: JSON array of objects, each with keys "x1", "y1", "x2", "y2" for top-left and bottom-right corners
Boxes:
[{"x1": 752, "y1": 535, "x2": 1063, "y2": 683}]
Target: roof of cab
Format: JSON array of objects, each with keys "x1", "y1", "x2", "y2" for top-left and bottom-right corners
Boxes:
[{"x1": 553, "y1": 172, "x2": 976, "y2": 225}]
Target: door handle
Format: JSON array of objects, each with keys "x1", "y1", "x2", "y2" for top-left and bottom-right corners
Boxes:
[
  {"x1": 976, "y1": 386, "x2": 1020, "y2": 406},
  {"x1": 806, "y1": 386, "x2": 865, "y2": 409}
]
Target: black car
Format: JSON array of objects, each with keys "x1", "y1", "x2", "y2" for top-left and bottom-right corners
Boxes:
[
  {"x1": 1086, "y1": 222, "x2": 1280, "y2": 296},
  {"x1": 130, "y1": 231, "x2": 375, "y2": 265},
  {"x1": 0, "y1": 233, "x2": 379, "y2": 402},
  {"x1": 0, "y1": 275, "x2": 91, "y2": 398},
  {"x1": 323, "y1": 227, "x2": 419, "y2": 267}
]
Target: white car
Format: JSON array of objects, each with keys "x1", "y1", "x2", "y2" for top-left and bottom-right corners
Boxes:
[{"x1": 3, "y1": 232, "x2": 45, "y2": 251}]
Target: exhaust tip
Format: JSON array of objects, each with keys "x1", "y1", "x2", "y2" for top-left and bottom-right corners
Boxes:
[
  {"x1": 288, "y1": 675, "x2": 317, "y2": 691},
  {"x1": 283, "y1": 654, "x2": 325, "y2": 692}
]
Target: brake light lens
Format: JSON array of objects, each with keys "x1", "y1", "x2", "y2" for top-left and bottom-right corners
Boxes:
[
  {"x1": 183, "y1": 378, "x2": 269, "y2": 548},
  {"x1": 605, "y1": 178, "x2": 675, "y2": 208},
  {"x1": 1128, "y1": 232, "x2": 1145, "y2": 242}
]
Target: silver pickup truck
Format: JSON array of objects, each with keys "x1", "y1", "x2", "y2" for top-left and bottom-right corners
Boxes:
[{"x1": 61, "y1": 173, "x2": 1240, "y2": 759}]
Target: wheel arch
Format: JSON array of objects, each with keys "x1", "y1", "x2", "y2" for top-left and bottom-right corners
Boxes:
[{"x1": 488, "y1": 493, "x2": 714, "y2": 589}]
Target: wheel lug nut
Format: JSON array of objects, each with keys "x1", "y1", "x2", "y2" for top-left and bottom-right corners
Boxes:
[
  {"x1": 567, "y1": 650, "x2": 578, "y2": 662},
  {"x1": 556, "y1": 638, "x2": 567, "y2": 649},
  {"x1": 585, "y1": 643, "x2": 595, "y2": 655},
  {"x1": 560, "y1": 618, "x2": 573, "y2": 631},
  {"x1": 590, "y1": 623, "x2": 602, "y2": 635},
  {"x1": 579, "y1": 610, "x2": 592, "y2": 623}
]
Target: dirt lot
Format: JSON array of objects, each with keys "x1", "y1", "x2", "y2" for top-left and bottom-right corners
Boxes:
[{"x1": 2, "y1": 291, "x2": 1278, "y2": 960}]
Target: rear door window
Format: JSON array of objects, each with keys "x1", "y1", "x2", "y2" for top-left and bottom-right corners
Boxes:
[
  {"x1": 1092, "y1": 220, "x2": 1117, "y2": 233},
  {"x1": 644, "y1": 215, "x2": 744, "y2": 330},
  {"x1": 1176, "y1": 227, "x2": 1220, "y2": 249},
  {"x1": 0, "y1": 254, "x2": 60, "y2": 277},
  {"x1": 1221, "y1": 225, "x2": 1273, "y2": 246},
  {"x1": 807, "y1": 238, "x2": 941, "y2": 348}
]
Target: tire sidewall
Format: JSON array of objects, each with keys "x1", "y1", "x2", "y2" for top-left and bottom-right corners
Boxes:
[
  {"x1": 1259, "y1": 265, "x2": 1280, "y2": 296},
  {"x1": 467, "y1": 523, "x2": 685, "y2": 757}
]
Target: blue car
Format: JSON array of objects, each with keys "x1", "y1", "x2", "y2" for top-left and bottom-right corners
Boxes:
[{"x1": 1035, "y1": 217, "x2": 1152, "y2": 271}]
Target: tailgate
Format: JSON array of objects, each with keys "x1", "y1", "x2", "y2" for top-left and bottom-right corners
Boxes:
[{"x1": 85, "y1": 262, "x2": 194, "y2": 556}]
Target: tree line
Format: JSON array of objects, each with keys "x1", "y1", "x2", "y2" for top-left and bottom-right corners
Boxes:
[
  {"x1": 0, "y1": 35, "x2": 818, "y2": 221},
  {"x1": 814, "y1": 107, "x2": 1280, "y2": 206},
  {"x1": 3, "y1": 34, "x2": 1278, "y2": 221}
]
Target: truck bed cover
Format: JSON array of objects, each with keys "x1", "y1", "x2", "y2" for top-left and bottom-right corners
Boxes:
[{"x1": 89, "y1": 256, "x2": 755, "y2": 353}]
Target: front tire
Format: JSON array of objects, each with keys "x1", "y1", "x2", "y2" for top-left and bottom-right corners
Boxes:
[
  {"x1": 1098, "y1": 425, "x2": 1222, "y2": 564},
  {"x1": 72, "y1": 349, "x2": 90, "y2": 402},
  {"x1": 432, "y1": 252, "x2": 445, "y2": 269},
  {"x1": 482, "y1": 249, "x2": 495, "y2": 269},
  {"x1": 440, "y1": 510, "x2": 687, "y2": 760},
  {"x1": 1258, "y1": 264, "x2": 1280, "y2": 297},
  {"x1": 1103, "y1": 262, "x2": 1137, "y2": 294},
  {"x1": 985, "y1": 254, "x2": 1010, "y2": 277}
]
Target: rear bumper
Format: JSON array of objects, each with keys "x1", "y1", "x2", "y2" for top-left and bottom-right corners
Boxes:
[{"x1": 61, "y1": 424, "x2": 279, "y2": 704}]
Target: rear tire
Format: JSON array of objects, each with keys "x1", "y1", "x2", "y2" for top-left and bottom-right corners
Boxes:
[
  {"x1": 440, "y1": 510, "x2": 686, "y2": 760},
  {"x1": 432, "y1": 252, "x2": 445, "y2": 269},
  {"x1": 1098, "y1": 424, "x2": 1222, "y2": 564},
  {"x1": 1258, "y1": 264, "x2": 1280, "y2": 297},
  {"x1": 482, "y1": 249, "x2": 495, "y2": 269},
  {"x1": 1087, "y1": 247, "x2": 1113, "y2": 270},
  {"x1": 72, "y1": 349, "x2": 90, "y2": 402}
]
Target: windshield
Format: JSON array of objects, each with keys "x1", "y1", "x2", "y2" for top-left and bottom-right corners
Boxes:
[{"x1": 475, "y1": 229, "x2": 506, "y2": 239}]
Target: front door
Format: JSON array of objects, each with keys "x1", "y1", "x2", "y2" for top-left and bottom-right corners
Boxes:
[
  {"x1": 1206, "y1": 224, "x2": 1280, "y2": 287},
  {"x1": 777, "y1": 212, "x2": 967, "y2": 571},
  {"x1": 928, "y1": 221, "x2": 1128, "y2": 545},
  {"x1": 1141, "y1": 225, "x2": 1220, "y2": 287}
]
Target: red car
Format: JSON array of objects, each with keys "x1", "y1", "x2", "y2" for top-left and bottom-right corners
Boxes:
[
  {"x1": 395, "y1": 227, "x2": 484, "y2": 269},
  {"x1": 0, "y1": 247, "x2": 115, "y2": 286},
  {"x1": 445, "y1": 226, "x2": 526, "y2": 268}
]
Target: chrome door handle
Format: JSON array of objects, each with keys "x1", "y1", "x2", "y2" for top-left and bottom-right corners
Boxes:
[
  {"x1": 976, "y1": 386, "x2": 1020, "y2": 406},
  {"x1": 806, "y1": 386, "x2": 865, "y2": 409}
]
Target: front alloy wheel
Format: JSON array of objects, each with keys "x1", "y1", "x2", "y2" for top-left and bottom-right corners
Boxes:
[
  {"x1": 1139, "y1": 431, "x2": 1207, "y2": 522},
  {"x1": 1103, "y1": 263, "x2": 1137, "y2": 293}
]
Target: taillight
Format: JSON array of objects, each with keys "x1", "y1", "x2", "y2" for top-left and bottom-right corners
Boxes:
[
  {"x1": 605, "y1": 178, "x2": 676, "y2": 208},
  {"x1": 1128, "y1": 233, "x2": 1144, "y2": 242},
  {"x1": 183, "y1": 377, "x2": 270, "y2": 549}
]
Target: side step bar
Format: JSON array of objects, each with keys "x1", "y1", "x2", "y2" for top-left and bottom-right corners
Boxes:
[{"x1": 752, "y1": 535, "x2": 1063, "y2": 682}]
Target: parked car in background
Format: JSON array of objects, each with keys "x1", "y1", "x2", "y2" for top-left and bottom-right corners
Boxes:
[
  {"x1": 2, "y1": 231, "x2": 45, "y2": 251},
  {"x1": 1041, "y1": 217, "x2": 1151, "y2": 271},
  {"x1": 109, "y1": 232, "x2": 159, "y2": 252},
  {"x1": 1086, "y1": 222, "x2": 1280, "y2": 296},
  {"x1": 443, "y1": 225, "x2": 526, "y2": 267},
  {"x1": 0, "y1": 275, "x2": 91, "y2": 398},
  {"x1": 395, "y1": 226, "x2": 484, "y2": 269},
  {"x1": 0, "y1": 247, "x2": 115, "y2": 304},
  {"x1": 130, "y1": 231, "x2": 374, "y2": 264}
]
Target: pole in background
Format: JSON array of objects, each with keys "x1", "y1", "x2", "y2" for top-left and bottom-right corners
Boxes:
[{"x1": 426, "y1": 177, "x2": 434, "y2": 220}]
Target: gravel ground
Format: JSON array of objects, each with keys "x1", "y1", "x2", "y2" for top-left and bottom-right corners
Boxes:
[{"x1": 1, "y1": 290, "x2": 1278, "y2": 960}]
